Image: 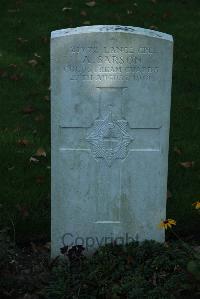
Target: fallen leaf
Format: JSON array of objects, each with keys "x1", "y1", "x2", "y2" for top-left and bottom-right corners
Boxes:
[
  {"x1": 151, "y1": 0, "x2": 157, "y2": 3},
  {"x1": 80, "y1": 10, "x2": 87, "y2": 16},
  {"x1": 133, "y1": 2, "x2": 138, "y2": 7},
  {"x1": 16, "y1": 204, "x2": 29, "y2": 218},
  {"x1": 35, "y1": 147, "x2": 46, "y2": 157},
  {"x1": 13, "y1": 126, "x2": 21, "y2": 132},
  {"x1": 192, "y1": 246, "x2": 200, "y2": 253},
  {"x1": 162, "y1": 11, "x2": 172, "y2": 19},
  {"x1": 8, "y1": 9, "x2": 20, "y2": 13},
  {"x1": 85, "y1": 1, "x2": 96, "y2": 7},
  {"x1": 174, "y1": 146, "x2": 182, "y2": 155},
  {"x1": 28, "y1": 59, "x2": 38, "y2": 67},
  {"x1": 8, "y1": 166, "x2": 15, "y2": 171},
  {"x1": 83, "y1": 21, "x2": 91, "y2": 25},
  {"x1": 62, "y1": 7, "x2": 72, "y2": 11},
  {"x1": 36, "y1": 175, "x2": 45, "y2": 184},
  {"x1": 10, "y1": 73, "x2": 23, "y2": 81},
  {"x1": 35, "y1": 114, "x2": 45, "y2": 122},
  {"x1": 149, "y1": 25, "x2": 158, "y2": 30},
  {"x1": 41, "y1": 36, "x2": 49, "y2": 44},
  {"x1": 17, "y1": 138, "x2": 29, "y2": 146},
  {"x1": 34, "y1": 52, "x2": 41, "y2": 58},
  {"x1": 106, "y1": 0, "x2": 120, "y2": 2},
  {"x1": 9, "y1": 64, "x2": 17, "y2": 68},
  {"x1": 43, "y1": 242, "x2": 51, "y2": 250},
  {"x1": 152, "y1": 272, "x2": 157, "y2": 286},
  {"x1": 17, "y1": 37, "x2": 28, "y2": 43},
  {"x1": 180, "y1": 161, "x2": 195, "y2": 168},
  {"x1": 22, "y1": 105, "x2": 35, "y2": 114},
  {"x1": 127, "y1": 10, "x2": 133, "y2": 15},
  {"x1": 30, "y1": 241, "x2": 38, "y2": 253},
  {"x1": 44, "y1": 95, "x2": 50, "y2": 101},
  {"x1": 167, "y1": 190, "x2": 172, "y2": 199},
  {"x1": 127, "y1": 255, "x2": 134, "y2": 265},
  {"x1": 30, "y1": 156, "x2": 39, "y2": 163},
  {"x1": 0, "y1": 70, "x2": 8, "y2": 78}
]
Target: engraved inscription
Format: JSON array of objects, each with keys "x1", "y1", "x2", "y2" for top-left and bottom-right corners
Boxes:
[
  {"x1": 86, "y1": 112, "x2": 133, "y2": 166},
  {"x1": 64, "y1": 44, "x2": 160, "y2": 82}
]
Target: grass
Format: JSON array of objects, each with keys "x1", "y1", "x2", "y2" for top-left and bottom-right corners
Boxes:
[
  {"x1": 46, "y1": 241, "x2": 200, "y2": 299},
  {"x1": 0, "y1": 0, "x2": 200, "y2": 242}
]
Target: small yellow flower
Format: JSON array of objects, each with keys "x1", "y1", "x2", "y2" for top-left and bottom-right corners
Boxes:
[
  {"x1": 158, "y1": 219, "x2": 176, "y2": 230},
  {"x1": 192, "y1": 201, "x2": 200, "y2": 210}
]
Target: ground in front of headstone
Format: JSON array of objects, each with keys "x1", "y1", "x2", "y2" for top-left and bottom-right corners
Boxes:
[
  {"x1": 0, "y1": 240, "x2": 199, "y2": 298},
  {"x1": 0, "y1": 241, "x2": 51, "y2": 299},
  {"x1": 48, "y1": 241, "x2": 199, "y2": 299}
]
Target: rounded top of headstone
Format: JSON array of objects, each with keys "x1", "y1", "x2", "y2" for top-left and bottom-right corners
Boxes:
[{"x1": 51, "y1": 25, "x2": 173, "y2": 42}]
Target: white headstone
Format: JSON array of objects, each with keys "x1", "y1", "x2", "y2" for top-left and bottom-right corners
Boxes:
[{"x1": 51, "y1": 25, "x2": 173, "y2": 256}]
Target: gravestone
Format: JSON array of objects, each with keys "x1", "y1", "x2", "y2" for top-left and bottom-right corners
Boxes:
[{"x1": 51, "y1": 25, "x2": 173, "y2": 256}]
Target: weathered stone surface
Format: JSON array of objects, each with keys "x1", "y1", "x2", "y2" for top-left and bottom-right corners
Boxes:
[{"x1": 51, "y1": 25, "x2": 173, "y2": 256}]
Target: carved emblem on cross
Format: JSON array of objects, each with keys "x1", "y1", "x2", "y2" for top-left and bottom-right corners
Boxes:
[{"x1": 86, "y1": 111, "x2": 133, "y2": 167}]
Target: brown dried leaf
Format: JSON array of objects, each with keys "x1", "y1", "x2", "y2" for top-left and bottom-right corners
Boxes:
[
  {"x1": 85, "y1": 1, "x2": 96, "y2": 7},
  {"x1": 35, "y1": 114, "x2": 45, "y2": 122},
  {"x1": 0, "y1": 70, "x2": 7, "y2": 78},
  {"x1": 10, "y1": 73, "x2": 23, "y2": 81},
  {"x1": 36, "y1": 175, "x2": 45, "y2": 184},
  {"x1": 30, "y1": 241, "x2": 38, "y2": 253},
  {"x1": 174, "y1": 146, "x2": 182, "y2": 155},
  {"x1": 162, "y1": 11, "x2": 172, "y2": 19},
  {"x1": 149, "y1": 25, "x2": 158, "y2": 30},
  {"x1": 43, "y1": 242, "x2": 51, "y2": 250},
  {"x1": 16, "y1": 204, "x2": 29, "y2": 218},
  {"x1": 17, "y1": 138, "x2": 29, "y2": 146},
  {"x1": 167, "y1": 190, "x2": 172, "y2": 199},
  {"x1": 127, "y1": 255, "x2": 134, "y2": 265},
  {"x1": 41, "y1": 36, "x2": 49, "y2": 44},
  {"x1": 44, "y1": 95, "x2": 50, "y2": 101},
  {"x1": 9, "y1": 64, "x2": 17, "y2": 68},
  {"x1": 22, "y1": 105, "x2": 35, "y2": 114},
  {"x1": 35, "y1": 147, "x2": 47, "y2": 157},
  {"x1": 180, "y1": 161, "x2": 195, "y2": 168},
  {"x1": 80, "y1": 10, "x2": 87, "y2": 16}
]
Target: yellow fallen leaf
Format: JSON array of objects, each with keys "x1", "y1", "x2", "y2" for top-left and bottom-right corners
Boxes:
[
  {"x1": 85, "y1": 1, "x2": 96, "y2": 7},
  {"x1": 35, "y1": 147, "x2": 47, "y2": 157}
]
